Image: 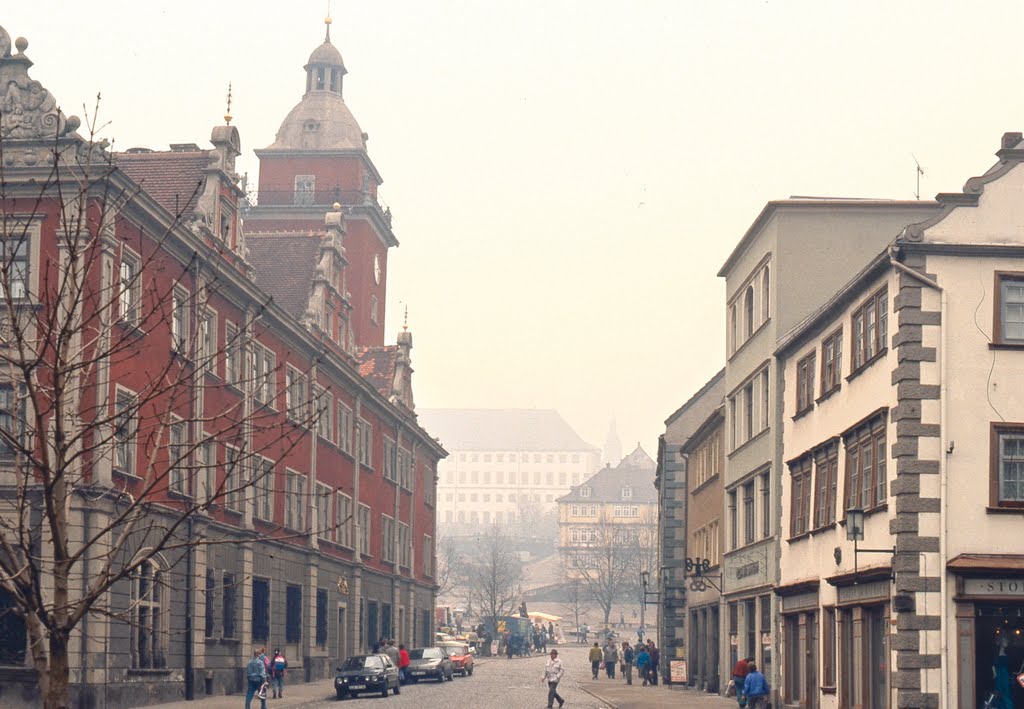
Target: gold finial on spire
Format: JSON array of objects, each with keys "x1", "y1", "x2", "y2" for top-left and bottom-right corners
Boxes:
[
  {"x1": 325, "y1": 0, "x2": 333, "y2": 41},
  {"x1": 224, "y1": 82, "x2": 233, "y2": 125}
]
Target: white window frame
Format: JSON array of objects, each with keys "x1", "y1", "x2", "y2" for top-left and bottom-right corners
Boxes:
[
  {"x1": 119, "y1": 248, "x2": 141, "y2": 326},
  {"x1": 336, "y1": 492, "x2": 353, "y2": 547},
  {"x1": 168, "y1": 418, "x2": 188, "y2": 496},
  {"x1": 198, "y1": 306, "x2": 217, "y2": 374},
  {"x1": 315, "y1": 482, "x2": 331, "y2": 538},
  {"x1": 171, "y1": 286, "x2": 189, "y2": 354},
  {"x1": 224, "y1": 445, "x2": 244, "y2": 513},
  {"x1": 113, "y1": 388, "x2": 137, "y2": 476},
  {"x1": 381, "y1": 514, "x2": 395, "y2": 562},
  {"x1": 294, "y1": 174, "x2": 316, "y2": 206},
  {"x1": 338, "y1": 403, "x2": 353, "y2": 454},
  {"x1": 225, "y1": 322, "x2": 241, "y2": 386},
  {"x1": 358, "y1": 418, "x2": 373, "y2": 468},
  {"x1": 285, "y1": 470, "x2": 306, "y2": 530},
  {"x1": 253, "y1": 456, "x2": 275, "y2": 521},
  {"x1": 314, "y1": 384, "x2": 333, "y2": 442},
  {"x1": 358, "y1": 503, "x2": 371, "y2": 556}
]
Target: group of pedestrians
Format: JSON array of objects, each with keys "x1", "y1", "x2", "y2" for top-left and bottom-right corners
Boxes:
[
  {"x1": 730, "y1": 656, "x2": 770, "y2": 709},
  {"x1": 373, "y1": 638, "x2": 411, "y2": 681},
  {"x1": 588, "y1": 636, "x2": 660, "y2": 687},
  {"x1": 244, "y1": 647, "x2": 288, "y2": 709}
]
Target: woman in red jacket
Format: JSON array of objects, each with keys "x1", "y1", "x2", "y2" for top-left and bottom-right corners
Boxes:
[{"x1": 398, "y1": 644, "x2": 411, "y2": 683}]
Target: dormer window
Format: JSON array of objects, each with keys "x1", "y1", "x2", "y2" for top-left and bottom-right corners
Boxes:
[
  {"x1": 580, "y1": 486, "x2": 591, "y2": 498},
  {"x1": 621, "y1": 486, "x2": 633, "y2": 500},
  {"x1": 294, "y1": 175, "x2": 315, "y2": 206}
]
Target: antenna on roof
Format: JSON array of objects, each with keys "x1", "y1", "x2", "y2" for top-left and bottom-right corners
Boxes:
[{"x1": 912, "y1": 154, "x2": 925, "y2": 201}]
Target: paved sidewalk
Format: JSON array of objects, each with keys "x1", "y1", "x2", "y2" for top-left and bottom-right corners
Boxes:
[
  {"x1": 128, "y1": 677, "x2": 337, "y2": 709},
  {"x1": 578, "y1": 676, "x2": 736, "y2": 709}
]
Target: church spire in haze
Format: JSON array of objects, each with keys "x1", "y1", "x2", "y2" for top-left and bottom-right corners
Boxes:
[{"x1": 603, "y1": 416, "x2": 623, "y2": 468}]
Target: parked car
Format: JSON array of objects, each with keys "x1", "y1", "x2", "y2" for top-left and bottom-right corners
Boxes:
[
  {"x1": 438, "y1": 641, "x2": 474, "y2": 676},
  {"x1": 405, "y1": 646, "x2": 454, "y2": 682},
  {"x1": 334, "y1": 654, "x2": 400, "y2": 699}
]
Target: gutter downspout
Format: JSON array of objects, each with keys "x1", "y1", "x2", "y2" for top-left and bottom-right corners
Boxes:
[{"x1": 890, "y1": 249, "x2": 947, "y2": 706}]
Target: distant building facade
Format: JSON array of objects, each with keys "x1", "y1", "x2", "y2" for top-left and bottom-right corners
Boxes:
[
  {"x1": 418, "y1": 409, "x2": 598, "y2": 536},
  {"x1": 557, "y1": 446, "x2": 658, "y2": 563}
]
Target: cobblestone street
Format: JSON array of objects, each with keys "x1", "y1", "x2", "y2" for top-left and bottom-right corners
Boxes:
[{"x1": 140, "y1": 645, "x2": 737, "y2": 709}]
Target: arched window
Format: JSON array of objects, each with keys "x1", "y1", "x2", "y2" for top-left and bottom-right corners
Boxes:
[
  {"x1": 762, "y1": 266, "x2": 770, "y2": 321},
  {"x1": 730, "y1": 304, "x2": 738, "y2": 352},
  {"x1": 131, "y1": 559, "x2": 166, "y2": 669},
  {"x1": 744, "y1": 286, "x2": 755, "y2": 338}
]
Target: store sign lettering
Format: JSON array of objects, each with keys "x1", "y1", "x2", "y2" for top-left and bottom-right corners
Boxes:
[
  {"x1": 965, "y1": 579, "x2": 1024, "y2": 596},
  {"x1": 736, "y1": 562, "x2": 760, "y2": 579}
]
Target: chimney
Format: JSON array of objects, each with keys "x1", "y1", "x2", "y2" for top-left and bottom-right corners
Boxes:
[{"x1": 1001, "y1": 132, "x2": 1022, "y2": 151}]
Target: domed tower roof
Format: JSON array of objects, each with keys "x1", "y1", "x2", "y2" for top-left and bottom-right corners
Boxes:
[{"x1": 266, "y1": 17, "x2": 363, "y2": 152}]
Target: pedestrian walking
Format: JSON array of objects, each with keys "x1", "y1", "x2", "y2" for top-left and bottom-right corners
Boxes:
[
  {"x1": 648, "y1": 642, "x2": 660, "y2": 686},
  {"x1": 731, "y1": 656, "x2": 751, "y2": 706},
  {"x1": 270, "y1": 647, "x2": 287, "y2": 698},
  {"x1": 636, "y1": 645, "x2": 651, "y2": 686},
  {"x1": 398, "y1": 644, "x2": 410, "y2": 683},
  {"x1": 621, "y1": 641, "x2": 634, "y2": 685},
  {"x1": 541, "y1": 649, "x2": 565, "y2": 708},
  {"x1": 384, "y1": 639, "x2": 400, "y2": 669},
  {"x1": 589, "y1": 641, "x2": 602, "y2": 679},
  {"x1": 244, "y1": 648, "x2": 268, "y2": 709},
  {"x1": 637, "y1": 623, "x2": 645, "y2": 642},
  {"x1": 742, "y1": 662, "x2": 770, "y2": 709},
  {"x1": 548, "y1": 621, "x2": 555, "y2": 640},
  {"x1": 603, "y1": 640, "x2": 618, "y2": 679}
]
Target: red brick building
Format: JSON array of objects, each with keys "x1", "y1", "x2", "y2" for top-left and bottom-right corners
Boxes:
[{"x1": 0, "y1": 19, "x2": 442, "y2": 707}]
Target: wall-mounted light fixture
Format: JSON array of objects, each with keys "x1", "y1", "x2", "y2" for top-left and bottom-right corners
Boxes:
[{"x1": 845, "y1": 507, "x2": 895, "y2": 584}]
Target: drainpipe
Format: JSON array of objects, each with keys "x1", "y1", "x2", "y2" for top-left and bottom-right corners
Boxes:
[
  {"x1": 80, "y1": 506, "x2": 89, "y2": 708},
  {"x1": 889, "y1": 248, "x2": 946, "y2": 705},
  {"x1": 185, "y1": 515, "x2": 194, "y2": 700}
]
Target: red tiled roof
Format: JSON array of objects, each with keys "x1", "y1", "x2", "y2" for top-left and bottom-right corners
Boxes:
[
  {"x1": 245, "y1": 234, "x2": 321, "y2": 320},
  {"x1": 114, "y1": 151, "x2": 211, "y2": 216},
  {"x1": 355, "y1": 346, "x2": 398, "y2": 399}
]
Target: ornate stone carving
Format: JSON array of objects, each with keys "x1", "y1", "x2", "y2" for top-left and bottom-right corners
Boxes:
[{"x1": 0, "y1": 25, "x2": 81, "y2": 143}]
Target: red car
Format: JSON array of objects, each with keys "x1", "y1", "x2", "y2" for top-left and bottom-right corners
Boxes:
[{"x1": 439, "y1": 642, "x2": 474, "y2": 676}]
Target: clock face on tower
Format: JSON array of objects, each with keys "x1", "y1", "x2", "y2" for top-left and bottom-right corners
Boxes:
[{"x1": 373, "y1": 254, "x2": 381, "y2": 284}]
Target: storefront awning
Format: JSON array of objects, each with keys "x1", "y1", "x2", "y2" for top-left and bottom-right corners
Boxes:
[{"x1": 947, "y1": 554, "x2": 1024, "y2": 577}]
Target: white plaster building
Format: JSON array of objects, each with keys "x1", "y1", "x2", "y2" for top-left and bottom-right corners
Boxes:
[
  {"x1": 776, "y1": 131, "x2": 1024, "y2": 709},
  {"x1": 418, "y1": 409, "x2": 598, "y2": 537}
]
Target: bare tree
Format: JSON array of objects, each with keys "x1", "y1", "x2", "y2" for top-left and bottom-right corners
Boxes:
[
  {"x1": 563, "y1": 515, "x2": 643, "y2": 628},
  {"x1": 460, "y1": 526, "x2": 523, "y2": 628},
  {"x1": 0, "y1": 90, "x2": 339, "y2": 707},
  {"x1": 563, "y1": 576, "x2": 591, "y2": 636},
  {"x1": 434, "y1": 533, "x2": 460, "y2": 601}
]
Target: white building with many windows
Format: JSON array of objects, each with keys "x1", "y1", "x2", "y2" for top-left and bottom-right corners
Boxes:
[{"x1": 418, "y1": 409, "x2": 598, "y2": 537}]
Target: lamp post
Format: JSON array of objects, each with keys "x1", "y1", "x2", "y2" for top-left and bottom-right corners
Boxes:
[
  {"x1": 845, "y1": 507, "x2": 894, "y2": 584},
  {"x1": 640, "y1": 570, "x2": 650, "y2": 634}
]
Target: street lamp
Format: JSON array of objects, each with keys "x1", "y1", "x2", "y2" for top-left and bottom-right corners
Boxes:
[{"x1": 845, "y1": 506, "x2": 894, "y2": 584}]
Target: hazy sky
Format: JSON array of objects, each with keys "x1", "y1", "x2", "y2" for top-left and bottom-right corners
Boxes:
[{"x1": 7, "y1": 1, "x2": 1024, "y2": 455}]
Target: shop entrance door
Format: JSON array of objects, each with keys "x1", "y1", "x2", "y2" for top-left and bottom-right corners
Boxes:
[
  {"x1": 974, "y1": 604, "x2": 1024, "y2": 709},
  {"x1": 865, "y1": 606, "x2": 889, "y2": 709}
]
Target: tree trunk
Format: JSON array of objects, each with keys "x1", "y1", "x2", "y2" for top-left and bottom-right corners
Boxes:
[{"x1": 42, "y1": 630, "x2": 70, "y2": 709}]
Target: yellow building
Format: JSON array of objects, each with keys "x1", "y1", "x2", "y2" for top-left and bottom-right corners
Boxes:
[{"x1": 557, "y1": 445, "x2": 658, "y2": 566}]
